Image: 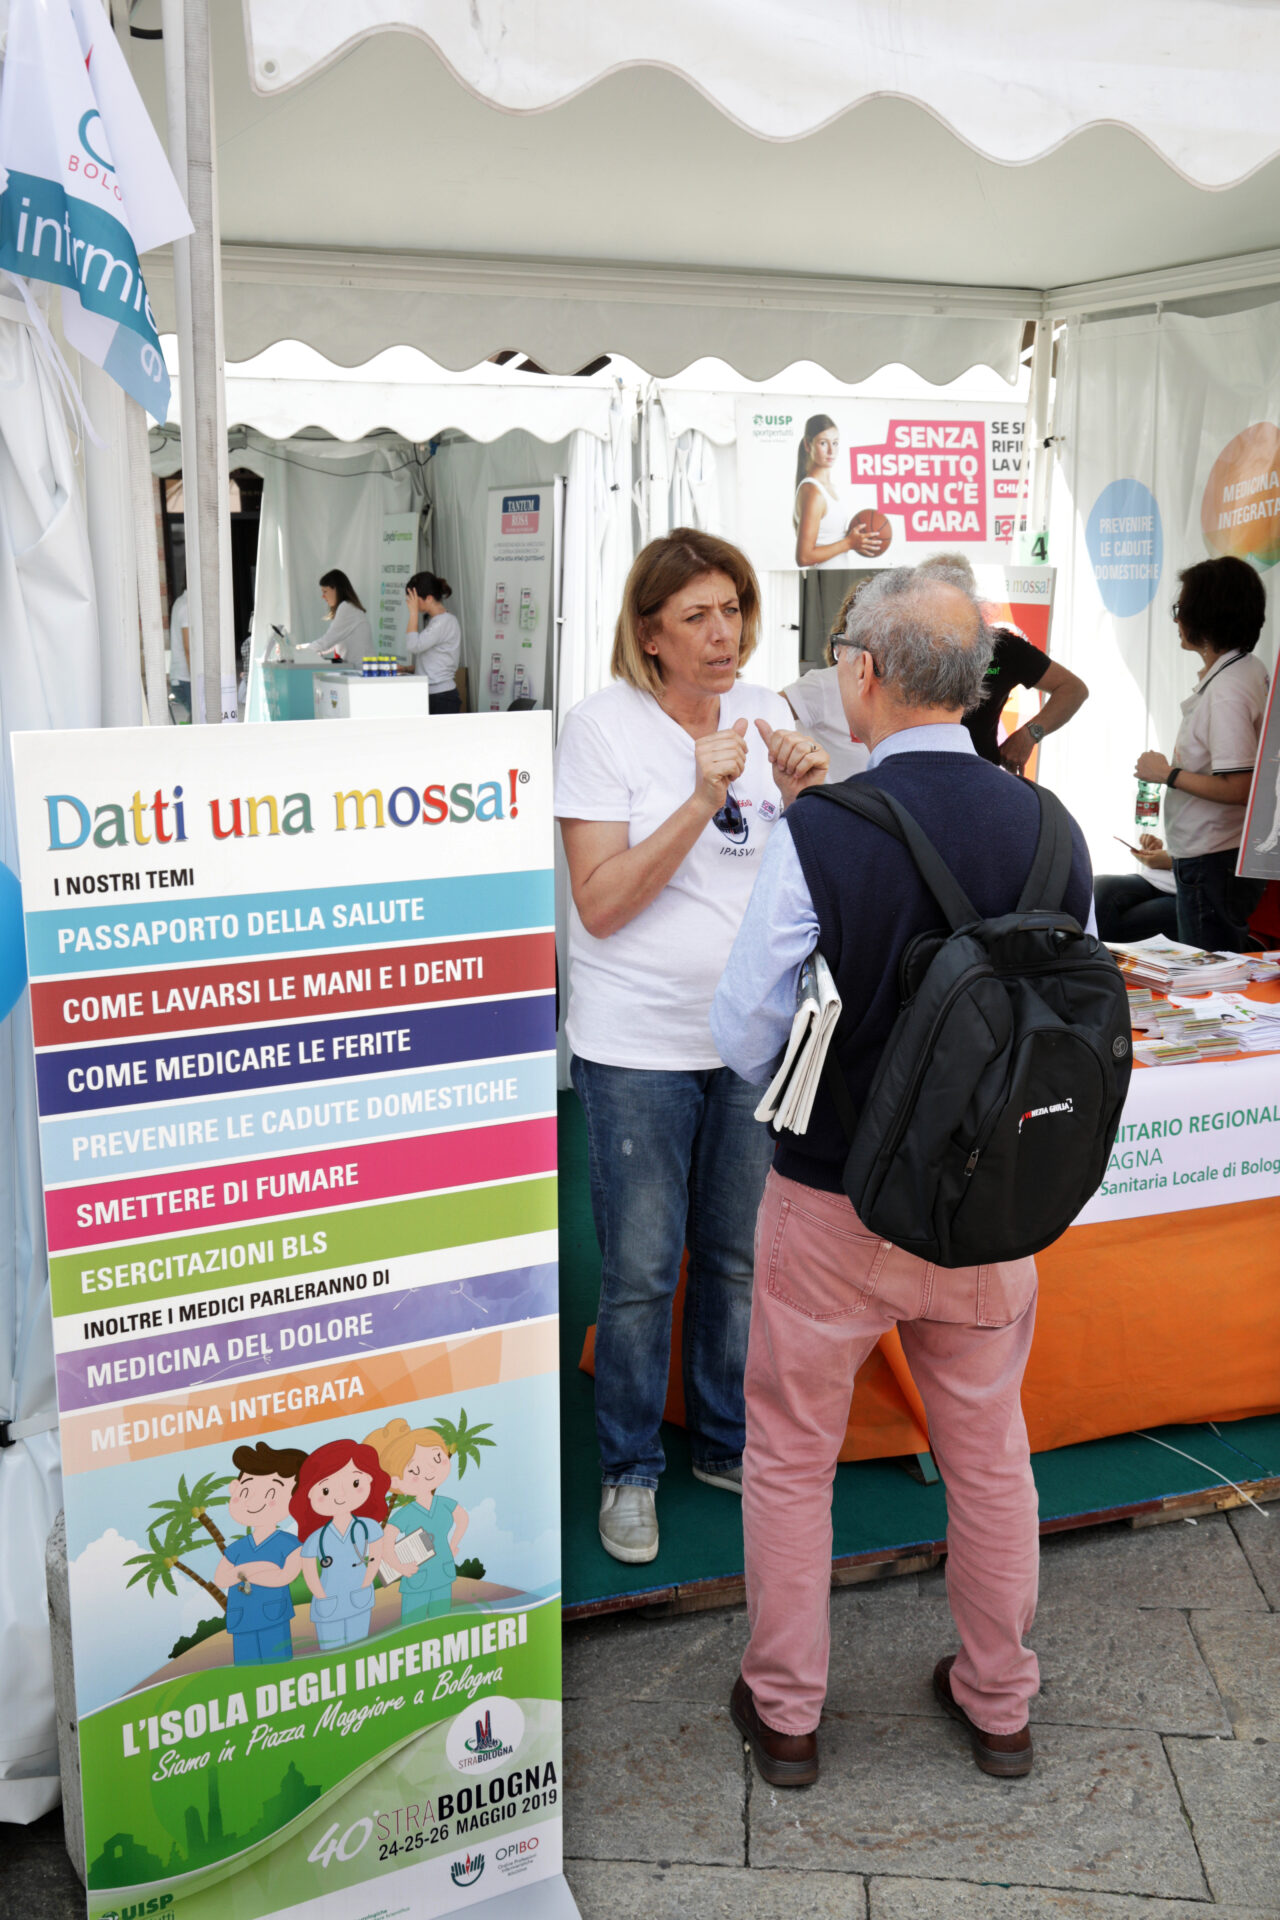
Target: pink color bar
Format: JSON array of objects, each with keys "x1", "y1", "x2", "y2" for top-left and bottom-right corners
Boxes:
[{"x1": 46, "y1": 1116, "x2": 556, "y2": 1251}]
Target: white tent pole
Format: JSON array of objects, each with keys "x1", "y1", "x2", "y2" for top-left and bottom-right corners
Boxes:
[
  {"x1": 80, "y1": 364, "x2": 143, "y2": 727},
  {"x1": 1025, "y1": 316, "x2": 1054, "y2": 558},
  {"x1": 160, "y1": 0, "x2": 203, "y2": 717},
  {"x1": 126, "y1": 399, "x2": 172, "y2": 726},
  {"x1": 162, "y1": 0, "x2": 236, "y2": 724}
]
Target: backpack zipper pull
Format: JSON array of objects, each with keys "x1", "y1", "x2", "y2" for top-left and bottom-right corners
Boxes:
[{"x1": 963, "y1": 1148, "x2": 980, "y2": 1177}]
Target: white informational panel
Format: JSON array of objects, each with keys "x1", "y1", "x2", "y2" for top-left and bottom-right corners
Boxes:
[
  {"x1": 1075, "y1": 1053, "x2": 1280, "y2": 1226},
  {"x1": 13, "y1": 716, "x2": 575, "y2": 1920},
  {"x1": 480, "y1": 488, "x2": 557, "y2": 711},
  {"x1": 376, "y1": 511, "x2": 421, "y2": 659},
  {"x1": 1242, "y1": 668, "x2": 1280, "y2": 879},
  {"x1": 736, "y1": 396, "x2": 1027, "y2": 573}
]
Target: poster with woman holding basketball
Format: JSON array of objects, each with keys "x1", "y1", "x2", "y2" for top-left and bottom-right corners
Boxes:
[
  {"x1": 793, "y1": 413, "x2": 893, "y2": 567},
  {"x1": 737, "y1": 395, "x2": 1027, "y2": 574}
]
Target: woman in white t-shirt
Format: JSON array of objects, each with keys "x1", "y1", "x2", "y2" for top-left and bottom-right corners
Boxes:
[
  {"x1": 1135, "y1": 556, "x2": 1269, "y2": 952},
  {"x1": 308, "y1": 570, "x2": 372, "y2": 661},
  {"x1": 793, "y1": 413, "x2": 890, "y2": 570},
  {"x1": 404, "y1": 571, "x2": 463, "y2": 713},
  {"x1": 555, "y1": 529, "x2": 829, "y2": 1566}
]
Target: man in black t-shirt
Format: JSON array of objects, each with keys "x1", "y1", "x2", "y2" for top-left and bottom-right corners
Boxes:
[{"x1": 917, "y1": 556, "x2": 1089, "y2": 772}]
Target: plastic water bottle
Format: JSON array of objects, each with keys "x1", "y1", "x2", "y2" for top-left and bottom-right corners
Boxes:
[{"x1": 1135, "y1": 778, "x2": 1162, "y2": 829}]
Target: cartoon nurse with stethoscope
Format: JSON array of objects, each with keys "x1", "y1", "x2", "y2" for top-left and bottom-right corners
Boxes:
[{"x1": 290, "y1": 1439, "x2": 391, "y2": 1650}]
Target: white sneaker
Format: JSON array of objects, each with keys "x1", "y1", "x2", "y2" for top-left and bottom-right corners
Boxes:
[{"x1": 598, "y1": 1485, "x2": 659, "y2": 1564}]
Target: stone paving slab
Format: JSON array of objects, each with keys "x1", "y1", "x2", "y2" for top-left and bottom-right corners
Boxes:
[
  {"x1": 869, "y1": 1878, "x2": 1280, "y2": 1919},
  {"x1": 1228, "y1": 1506, "x2": 1280, "y2": 1609},
  {"x1": 1191, "y1": 1609, "x2": 1280, "y2": 1740},
  {"x1": 0, "y1": 1824, "x2": 82, "y2": 1920},
  {"x1": 938, "y1": 1514, "x2": 1269, "y2": 1612},
  {"x1": 564, "y1": 1577, "x2": 919, "y2": 1705},
  {"x1": 564, "y1": 1607, "x2": 751, "y2": 1704},
  {"x1": 562, "y1": 1700, "x2": 745, "y2": 1865},
  {"x1": 1165, "y1": 1736, "x2": 1280, "y2": 1908},
  {"x1": 824, "y1": 1596, "x2": 1229, "y2": 1734},
  {"x1": 566, "y1": 1859, "x2": 867, "y2": 1917},
  {"x1": 748, "y1": 1714, "x2": 1207, "y2": 1899}
]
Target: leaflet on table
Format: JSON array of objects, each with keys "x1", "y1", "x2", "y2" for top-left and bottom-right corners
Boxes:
[{"x1": 13, "y1": 715, "x2": 572, "y2": 1920}]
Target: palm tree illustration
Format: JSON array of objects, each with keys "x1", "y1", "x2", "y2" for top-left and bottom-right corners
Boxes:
[
  {"x1": 432, "y1": 1407, "x2": 496, "y2": 1478},
  {"x1": 124, "y1": 1514, "x2": 227, "y2": 1613},
  {"x1": 148, "y1": 1472, "x2": 232, "y2": 1553}
]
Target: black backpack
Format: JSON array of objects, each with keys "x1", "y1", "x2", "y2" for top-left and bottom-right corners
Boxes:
[{"x1": 808, "y1": 781, "x2": 1132, "y2": 1268}]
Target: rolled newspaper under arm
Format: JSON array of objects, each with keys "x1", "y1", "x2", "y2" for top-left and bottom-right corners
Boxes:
[{"x1": 754, "y1": 951, "x2": 843, "y2": 1136}]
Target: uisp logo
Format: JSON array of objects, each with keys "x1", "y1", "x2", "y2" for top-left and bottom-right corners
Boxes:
[{"x1": 450, "y1": 1850, "x2": 485, "y2": 1888}]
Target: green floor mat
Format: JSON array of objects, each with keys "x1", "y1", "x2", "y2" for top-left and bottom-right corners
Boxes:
[{"x1": 554, "y1": 1092, "x2": 1280, "y2": 1613}]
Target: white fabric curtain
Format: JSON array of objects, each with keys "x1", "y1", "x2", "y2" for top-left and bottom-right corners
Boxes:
[
  {"x1": 0, "y1": 312, "x2": 101, "y2": 1822},
  {"x1": 244, "y1": 0, "x2": 1280, "y2": 187},
  {"x1": 1045, "y1": 303, "x2": 1280, "y2": 873},
  {"x1": 425, "y1": 427, "x2": 575, "y2": 708},
  {"x1": 243, "y1": 432, "x2": 430, "y2": 720},
  {"x1": 556, "y1": 398, "x2": 633, "y2": 741}
]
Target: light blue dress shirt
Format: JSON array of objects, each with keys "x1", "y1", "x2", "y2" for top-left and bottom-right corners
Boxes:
[{"x1": 708, "y1": 724, "x2": 1095, "y2": 1087}]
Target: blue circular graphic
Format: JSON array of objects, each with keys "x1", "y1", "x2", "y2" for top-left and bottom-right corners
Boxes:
[
  {"x1": 0, "y1": 862, "x2": 25, "y2": 1021},
  {"x1": 1085, "y1": 479, "x2": 1163, "y2": 617}
]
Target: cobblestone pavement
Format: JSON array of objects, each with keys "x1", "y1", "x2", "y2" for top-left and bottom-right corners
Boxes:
[{"x1": 3, "y1": 1512, "x2": 1277, "y2": 1919}]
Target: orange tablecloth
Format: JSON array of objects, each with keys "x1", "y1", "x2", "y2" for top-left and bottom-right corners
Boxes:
[{"x1": 580, "y1": 981, "x2": 1280, "y2": 1460}]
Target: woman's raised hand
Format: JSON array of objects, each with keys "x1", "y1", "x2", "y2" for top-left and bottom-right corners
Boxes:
[
  {"x1": 694, "y1": 717, "x2": 749, "y2": 812},
  {"x1": 756, "y1": 720, "x2": 829, "y2": 805}
]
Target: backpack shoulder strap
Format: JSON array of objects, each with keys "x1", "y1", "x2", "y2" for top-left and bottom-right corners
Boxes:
[
  {"x1": 1016, "y1": 783, "x2": 1075, "y2": 913},
  {"x1": 803, "y1": 782, "x2": 979, "y2": 932}
]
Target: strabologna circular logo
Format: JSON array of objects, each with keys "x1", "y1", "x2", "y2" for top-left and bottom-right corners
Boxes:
[{"x1": 446, "y1": 1694, "x2": 525, "y2": 1774}]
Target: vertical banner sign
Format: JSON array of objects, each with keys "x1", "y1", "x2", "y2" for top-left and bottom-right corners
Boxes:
[
  {"x1": 13, "y1": 717, "x2": 570, "y2": 1920},
  {"x1": 376, "y1": 513, "x2": 421, "y2": 660},
  {"x1": 480, "y1": 488, "x2": 555, "y2": 712}
]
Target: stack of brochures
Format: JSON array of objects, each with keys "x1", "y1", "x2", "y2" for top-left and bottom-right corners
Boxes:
[
  {"x1": 1108, "y1": 936, "x2": 1253, "y2": 992},
  {"x1": 1128, "y1": 988, "x2": 1280, "y2": 1063},
  {"x1": 754, "y1": 952, "x2": 843, "y2": 1135}
]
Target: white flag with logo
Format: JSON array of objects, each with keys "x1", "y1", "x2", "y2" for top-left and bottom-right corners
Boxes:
[{"x1": 0, "y1": 0, "x2": 192, "y2": 419}]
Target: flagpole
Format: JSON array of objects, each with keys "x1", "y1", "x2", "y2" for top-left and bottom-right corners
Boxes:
[{"x1": 161, "y1": 0, "x2": 236, "y2": 725}]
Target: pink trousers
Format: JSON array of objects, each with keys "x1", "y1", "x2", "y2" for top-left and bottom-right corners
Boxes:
[{"x1": 741, "y1": 1169, "x2": 1041, "y2": 1737}]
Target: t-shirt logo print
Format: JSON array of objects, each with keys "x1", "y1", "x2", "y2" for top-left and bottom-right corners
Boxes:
[{"x1": 713, "y1": 790, "x2": 749, "y2": 844}]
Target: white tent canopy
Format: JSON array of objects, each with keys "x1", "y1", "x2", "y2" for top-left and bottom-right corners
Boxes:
[
  {"x1": 163, "y1": 340, "x2": 620, "y2": 443},
  {"x1": 119, "y1": 2, "x2": 1280, "y2": 349},
  {"x1": 242, "y1": 0, "x2": 1280, "y2": 189},
  {"x1": 122, "y1": 1, "x2": 1280, "y2": 381}
]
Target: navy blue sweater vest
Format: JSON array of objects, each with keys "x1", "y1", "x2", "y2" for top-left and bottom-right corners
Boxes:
[{"x1": 777, "y1": 753, "x2": 1094, "y2": 1194}]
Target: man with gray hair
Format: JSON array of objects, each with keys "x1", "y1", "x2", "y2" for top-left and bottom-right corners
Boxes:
[{"x1": 709, "y1": 565, "x2": 1095, "y2": 1791}]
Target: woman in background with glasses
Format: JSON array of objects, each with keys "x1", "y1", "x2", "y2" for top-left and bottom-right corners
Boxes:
[
  {"x1": 1135, "y1": 557, "x2": 1269, "y2": 952},
  {"x1": 555, "y1": 530, "x2": 829, "y2": 1566}
]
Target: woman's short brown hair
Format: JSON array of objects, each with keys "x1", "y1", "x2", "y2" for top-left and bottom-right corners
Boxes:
[{"x1": 611, "y1": 529, "x2": 761, "y2": 695}]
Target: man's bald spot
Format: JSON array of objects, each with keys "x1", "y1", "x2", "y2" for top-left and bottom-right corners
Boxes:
[{"x1": 898, "y1": 578, "x2": 984, "y2": 652}]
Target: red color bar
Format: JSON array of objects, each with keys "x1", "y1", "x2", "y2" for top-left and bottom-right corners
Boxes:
[{"x1": 30, "y1": 932, "x2": 554, "y2": 1047}]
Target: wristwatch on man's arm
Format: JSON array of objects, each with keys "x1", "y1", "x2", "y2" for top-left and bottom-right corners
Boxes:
[
  {"x1": 1167, "y1": 765, "x2": 1182, "y2": 789},
  {"x1": 1025, "y1": 721, "x2": 1045, "y2": 745}
]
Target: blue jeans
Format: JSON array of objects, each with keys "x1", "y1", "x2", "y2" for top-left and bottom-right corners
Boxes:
[
  {"x1": 1173, "y1": 850, "x2": 1264, "y2": 952},
  {"x1": 571, "y1": 1056, "x2": 775, "y2": 1489}
]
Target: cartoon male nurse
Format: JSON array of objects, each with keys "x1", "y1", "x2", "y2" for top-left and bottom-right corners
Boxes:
[{"x1": 215, "y1": 1442, "x2": 307, "y2": 1665}]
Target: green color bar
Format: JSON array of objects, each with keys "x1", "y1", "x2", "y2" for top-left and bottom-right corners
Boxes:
[{"x1": 52, "y1": 1176, "x2": 558, "y2": 1317}]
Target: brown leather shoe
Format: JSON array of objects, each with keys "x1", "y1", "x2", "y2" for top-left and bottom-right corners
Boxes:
[
  {"x1": 730, "y1": 1674, "x2": 819, "y2": 1788},
  {"x1": 933, "y1": 1656, "x2": 1033, "y2": 1777}
]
